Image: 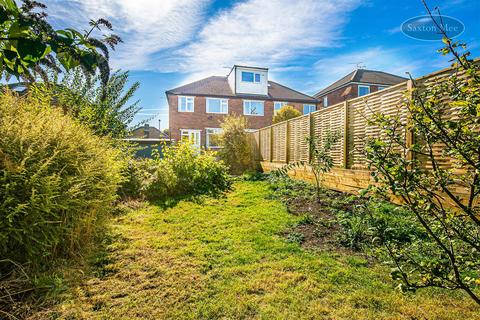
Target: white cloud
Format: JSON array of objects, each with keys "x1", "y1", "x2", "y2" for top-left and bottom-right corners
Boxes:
[
  {"x1": 44, "y1": 0, "x2": 210, "y2": 70},
  {"x1": 169, "y1": 0, "x2": 362, "y2": 84}
]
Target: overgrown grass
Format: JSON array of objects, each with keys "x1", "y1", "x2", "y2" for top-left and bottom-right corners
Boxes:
[{"x1": 31, "y1": 181, "x2": 479, "y2": 319}]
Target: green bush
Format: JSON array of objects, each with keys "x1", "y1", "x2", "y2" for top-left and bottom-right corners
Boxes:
[
  {"x1": 272, "y1": 105, "x2": 301, "y2": 124},
  {"x1": 0, "y1": 92, "x2": 124, "y2": 268},
  {"x1": 117, "y1": 157, "x2": 153, "y2": 199},
  {"x1": 334, "y1": 200, "x2": 427, "y2": 250},
  {"x1": 128, "y1": 141, "x2": 233, "y2": 201},
  {"x1": 219, "y1": 115, "x2": 255, "y2": 175}
]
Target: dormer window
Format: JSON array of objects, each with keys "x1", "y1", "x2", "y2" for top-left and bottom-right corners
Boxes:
[{"x1": 242, "y1": 71, "x2": 261, "y2": 83}]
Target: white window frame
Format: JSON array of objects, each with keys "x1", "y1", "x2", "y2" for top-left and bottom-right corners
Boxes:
[
  {"x1": 178, "y1": 96, "x2": 194, "y2": 112},
  {"x1": 243, "y1": 100, "x2": 264, "y2": 116},
  {"x1": 180, "y1": 129, "x2": 201, "y2": 148},
  {"x1": 244, "y1": 129, "x2": 257, "y2": 133},
  {"x1": 303, "y1": 104, "x2": 316, "y2": 115},
  {"x1": 358, "y1": 85, "x2": 370, "y2": 97},
  {"x1": 274, "y1": 101, "x2": 287, "y2": 113},
  {"x1": 206, "y1": 98, "x2": 228, "y2": 114},
  {"x1": 206, "y1": 128, "x2": 222, "y2": 148},
  {"x1": 241, "y1": 71, "x2": 261, "y2": 83},
  {"x1": 377, "y1": 86, "x2": 387, "y2": 90},
  {"x1": 323, "y1": 96, "x2": 328, "y2": 107}
]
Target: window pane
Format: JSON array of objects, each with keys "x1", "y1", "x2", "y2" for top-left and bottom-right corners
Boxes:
[
  {"x1": 179, "y1": 96, "x2": 194, "y2": 112},
  {"x1": 206, "y1": 128, "x2": 222, "y2": 147},
  {"x1": 378, "y1": 86, "x2": 386, "y2": 90},
  {"x1": 187, "y1": 98, "x2": 193, "y2": 111},
  {"x1": 254, "y1": 73, "x2": 260, "y2": 82},
  {"x1": 358, "y1": 86, "x2": 370, "y2": 96},
  {"x1": 207, "y1": 99, "x2": 221, "y2": 113},
  {"x1": 274, "y1": 102, "x2": 286, "y2": 112},
  {"x1": 244, "y1": 101, "x2": 264, "y2": 115},
  {"x1": 242, "y1": 72, "x2": 254, "y2": 82},
  {"x1": 303, "y1": 104, "x2": 315, "y2": 114},
  {"x1": 221, "y1": 100, "x2": 228, "y2": 113},
  {"x1": 323, "y1": 97, "x2": 328, "y2": 107}
]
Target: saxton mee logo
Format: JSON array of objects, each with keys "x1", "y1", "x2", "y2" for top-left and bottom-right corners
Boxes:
[{"x1": 401, "y1": 15, "x2": 464, "y2": 41}]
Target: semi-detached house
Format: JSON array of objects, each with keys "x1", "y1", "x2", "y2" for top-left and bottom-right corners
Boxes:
[{"x1": 166, "y1": 65, "x2": 318, "y2": 148}]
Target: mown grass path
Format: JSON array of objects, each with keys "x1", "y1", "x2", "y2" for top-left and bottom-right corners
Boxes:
[{"x1": 45, "y1": 181, "x2": 479, "y2": 319}]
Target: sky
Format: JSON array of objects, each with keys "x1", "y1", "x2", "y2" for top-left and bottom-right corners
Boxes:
[{"x1": 43, "y1": 0, "x2": 480, "y2": 130}]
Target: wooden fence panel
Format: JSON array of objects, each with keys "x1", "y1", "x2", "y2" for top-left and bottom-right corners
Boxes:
[
  {"x1": 251, "y1": 130, "x2": 261, "y2": 161},
  {"x1": 247, "y1": 64, "x2": 468, "y2": 174},
  {"x1": 347, "y1": 82, "x2": 409, "y2": 169},
  {"x1": 288, "y1": 115, "x2": 310, "y2": 162},
  {"x1": 311, "y1": 103, "x2": 346, "y2": 166},
  {"x1": 272, "y1": 122, "x2": 287, "y2": 162},
  {"x1": 415, "y1": 69, "x2": 466, "y2": 170},
  {"x1": 259, "y1": 128, "x2": 270, "y2": 161}
]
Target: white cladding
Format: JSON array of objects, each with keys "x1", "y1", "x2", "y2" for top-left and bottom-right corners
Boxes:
[{"x1": 227, "y1": 66, "x2": 268, "y2": 96}]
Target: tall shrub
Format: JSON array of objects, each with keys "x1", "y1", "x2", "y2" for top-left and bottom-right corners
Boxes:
[
  {"x1": 219, "y1": 115, "x2": 254, "y2": 174},
  {"x1": 272, "y1": 105, "x2": 301, "y2": 124},
  {"x1": 145, "y1": 141, "x2": 232, "y2": 201},
  {"x1": 0, "y1": 91, "x2": 124, "y2": 268}
]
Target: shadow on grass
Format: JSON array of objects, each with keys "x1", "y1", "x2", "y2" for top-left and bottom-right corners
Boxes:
[{"x1": 148, "y1": 190, "x2": 231, "y2": 211}]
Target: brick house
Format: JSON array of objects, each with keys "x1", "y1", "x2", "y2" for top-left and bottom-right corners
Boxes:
[
  {"x1": 166, "y1": 65, "x2": 318, "y2": 148},
  {"x1": 314, "y1": 69, "x2": 407, "y2": 108}
]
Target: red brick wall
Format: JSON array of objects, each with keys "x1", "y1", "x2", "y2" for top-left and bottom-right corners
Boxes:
[
  {"x1": 318, "y1": 84, "x2": 383, "y2": 108},
  {"x1": 168, "y1": 94, "x2": 315, "y2": 145}
]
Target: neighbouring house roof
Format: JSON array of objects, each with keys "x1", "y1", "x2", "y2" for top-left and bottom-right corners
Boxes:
[
  {"x1": 166, "y1": 76, "x2": 317, "y2": 103},
  {"x1": 313, "y1": 69, "x2": 408, "y2": 98},
  {"x1": 129, "y1": 125, "x2": 169, "y2": 139}
]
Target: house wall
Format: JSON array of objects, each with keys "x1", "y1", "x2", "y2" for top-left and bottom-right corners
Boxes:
[
  {"x1": 318, "y1": 83, "x2": 384, "y2": 108},
  {"x1": 168, "y1": 94, "x2": 312, "y2": 146}
]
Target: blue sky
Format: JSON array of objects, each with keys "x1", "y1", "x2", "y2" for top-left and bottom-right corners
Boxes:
[{"x1": 44, "y1": 0, "x2": 479, "y2": 130}]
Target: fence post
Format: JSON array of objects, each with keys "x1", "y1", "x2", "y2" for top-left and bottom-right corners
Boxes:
[
  {"x1": 343, "y1": 101, "x2": 349, "y2": 169},
  {"x1": 269, "y1": 126, "x2": 274, "y2": 162},
  {"x1": 285, "y1": 121, "x2": 290, "y2": 164},
  {"x1": 308, "y1": 112, "x2": 313, "y2": 163},
  {"x1": 405, "y1": 79, "x2": 414, "y2": 166}
]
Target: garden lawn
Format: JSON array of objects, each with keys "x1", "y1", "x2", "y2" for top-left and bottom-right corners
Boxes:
[{"x1": 41, "y1": 181, "x2": 479, "y2": 319}]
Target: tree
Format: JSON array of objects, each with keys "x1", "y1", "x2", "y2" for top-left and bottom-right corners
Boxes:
[
  {"x1": 33, "y1": 68, "x2": 140, "y2": 138},
  {"x1": 274, "y1": 131, "x2": 339, "y2": 202},
  {"x1": 219, "y1": 115, "x2": 255, "y2": 174},
  {"x1": 272, "y1": 105, "x2": 301, "y2": 124},
  {"x1": 364, "y1": 3, "x2": 480, "y2": 305},
  {"x1": 0, "y1": 0, "x2": 121, "y2": 87}
]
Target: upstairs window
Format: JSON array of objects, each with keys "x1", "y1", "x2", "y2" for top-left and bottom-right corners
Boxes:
[
  {"x1": 274, "y1": 101, "x2": 287, "y2": 113},
  {"x1": 358, "y1": 85, "x2": 370, "y2": 97},
  {"x1": 303, "y1": 104, "x2": 316, "y2": 114},
  {"x1": 206, "y1": 98, "x2": 228, "y2": 114},
  {"x1": 243, "y1": 100, "x2": 264, "y2": 116},
  {"x1": 242, "y1": 71, "x2": 261, "y2": 83},
  {"x1": 178, "y1": 96, "x2": 194, "y2": 112},
  {"x1": 323, "y1": 96, "x2": 328, "y2": 107},
  {"x1": 378, "y1": 86, "x2": 387, "y2": 90}
]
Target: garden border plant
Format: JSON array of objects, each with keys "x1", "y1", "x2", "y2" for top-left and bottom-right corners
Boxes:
[
  {"x1": 274, "y1": 131, "x2": 340, "y2": 202},
  {"x1": 364, "y1": 2, "x2": 480, "y2": 304}
]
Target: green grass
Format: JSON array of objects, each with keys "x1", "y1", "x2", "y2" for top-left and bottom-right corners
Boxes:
[{"x1": 40, "y1": 181, "x2": 479, "y2": 319}]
